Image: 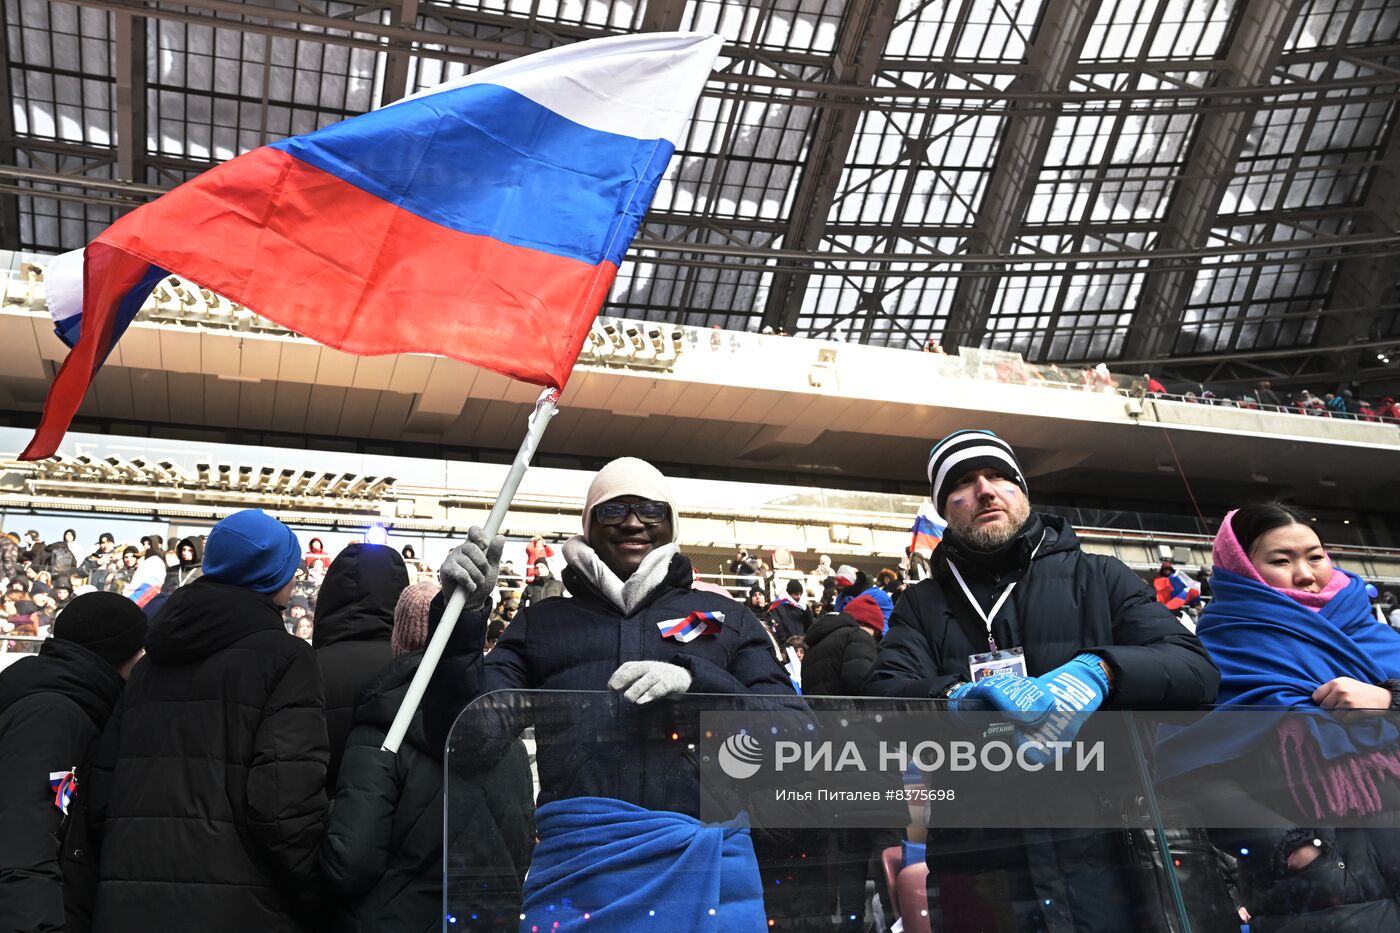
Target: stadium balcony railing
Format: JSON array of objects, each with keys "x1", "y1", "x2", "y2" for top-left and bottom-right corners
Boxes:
[{"x1": 4, "y1": 253, "x2": 1395, "y2": 445}]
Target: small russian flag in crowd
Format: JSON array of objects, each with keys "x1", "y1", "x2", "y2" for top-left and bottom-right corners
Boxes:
[
  {"x1": 22, "y1": 32, "x2": 723, "y2": 460},
  {"x1": 910, "y1": 500, "x2": 945, "y2": 554},
  {"x1": 658, "y1": 610, "x2": 724, "y2": 643},
  {"x1": 49, "y1": 768, "x2": 77, "y2": 815},
  {"x1": 126, "y1": 582, "x2": 161, "y2": 608}
]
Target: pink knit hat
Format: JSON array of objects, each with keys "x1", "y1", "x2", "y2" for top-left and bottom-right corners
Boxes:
[{"x1": 392, "y1": 581, "x2": 439, "y2": 656}]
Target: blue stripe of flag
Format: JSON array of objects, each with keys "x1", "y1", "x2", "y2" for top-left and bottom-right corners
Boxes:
[
  {"x1": 269, "y1": 83, "x2": 673, "y2": 267},
  {"x1": 53, "y1": 264, "x2": 167, "y2": 352}
]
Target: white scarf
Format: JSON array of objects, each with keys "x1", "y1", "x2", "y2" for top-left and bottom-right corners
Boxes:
[{"x1": 561, "y1": 536, "x2": 679, "y2": 615}]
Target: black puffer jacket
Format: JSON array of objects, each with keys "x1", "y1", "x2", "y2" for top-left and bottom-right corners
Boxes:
[
  {"x1": 1168, "y1": 758, "x2": 1400, "y2": 931},
  {"x1": 322, "y1": 652, "x2": 534, "y2": 933},
  {"x1": 862, "y1": 513, "x2": 1219, "y2": 884},
  {"x1": 313, "y1": 543, "x2": 408, "y2": 790},
  {"x1": 0, "y1": 639, "x2": 123, "y2": 933},
  {"x1": 863, "y1": 513, "x2": 1219, "y2": 706},
  {"x1": 801, "y1": 612, "x2": 877, "y2": 697},
  {"x1": 1238, "y1": 828, "x2": 1400, "y2": 932},
  {"x1": 424, "y1": 549, "x2": 795, "y2": 815},
  {"x1": 88, "y1": 578, "x2": 329, "y2": 933}
]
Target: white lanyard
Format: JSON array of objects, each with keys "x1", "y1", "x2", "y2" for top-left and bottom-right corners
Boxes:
[{"x1": 947, "y1": 533, "x2": 1044, "y2": 651}]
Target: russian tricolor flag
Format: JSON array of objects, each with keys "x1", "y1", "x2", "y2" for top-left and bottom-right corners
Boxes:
[
  {"x1": 22, "y1": 32, "x2": 723, "y2": 460},
  {"x1": 125, "y1": 581, "x2": 161, "y2": 608},
  {"x1": 49, "y1": 768, "x2": 77, "y2": 815},
  {"x1": 910, "y1": 500, "x2": 945, "y2": 555},
  {"x1": 658, "y1": 610, "x2": 724, "y2": 643}
]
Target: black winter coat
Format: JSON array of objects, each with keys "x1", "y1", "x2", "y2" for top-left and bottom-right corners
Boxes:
[
  {"x1": 313, "y1": 543, "x2": 408, "y2": 790},
  {"x1": 322, "y1": 652, "x2": 534, "y2": 933},
  {"x1": 768, "y1": 600, "x2": 812, "y2": 641},
  {"x1": 0, "y1": 639, "x2": 122, "y2": 933},
  {"x1": 1168, "y1": 756, "x2": 1400, "y2": 931},
  {"x1": 519, "y1": 576, "x2": 565, "y2": 610},
  {"x1": 1238, "y1": 828, "x2": 1400, "y2": 932},
  {"x1": 801, "y1": 612, "x2": 877, "y2": 697},
  {"x1": 424, "y1": 551, "x2": 796, "y2": 815},
  {"x1": 862, "y1": 513, "x2": 1219, "y2": 707},
  {"x1": 862, "y1": 513, "x2": 1219, "y2": 883},
  {"x1": 88, "y1": 578, "x2": 330, "y2": 933}
]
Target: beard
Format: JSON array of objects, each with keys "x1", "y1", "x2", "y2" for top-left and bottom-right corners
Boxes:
[{"x1": 950, "y1": 497, "x2": 1031, "y2": 551}]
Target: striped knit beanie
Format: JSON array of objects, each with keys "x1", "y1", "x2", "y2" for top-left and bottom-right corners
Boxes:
[
  {"x1": 392, "y1": 580, "x2": 439, "y2": 657},
  {"x1": 927, "y1": 430, "x2": 1027, "y2": 514}
]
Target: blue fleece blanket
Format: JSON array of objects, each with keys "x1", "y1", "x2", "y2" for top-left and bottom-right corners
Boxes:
[
  {"x1": 1158, "y1": 568, "x2": 1400, "y2": 779},
  {"x1": 519, "y1": 796, "x2": 766, "y2": 933}
]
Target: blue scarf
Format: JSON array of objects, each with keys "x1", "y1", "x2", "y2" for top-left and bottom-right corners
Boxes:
[
  {"x1": 1200, "y1": 568, "x2": 1400, "y2": 712},
  {"x1": 1158, "y1": 568, "x2": 1400, "y2": 780},
  {"x1": 519, "y1": 797, "x2": 766, "y2": 933}
]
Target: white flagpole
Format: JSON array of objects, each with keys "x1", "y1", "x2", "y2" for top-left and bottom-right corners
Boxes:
[{"x1": 381, "y1": 386, "x2": 560, "y2": 754}]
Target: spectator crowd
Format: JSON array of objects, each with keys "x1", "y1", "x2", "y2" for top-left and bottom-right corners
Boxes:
[{"x1": 4, "y1": 433, "x2": 1400, "y2": 933}]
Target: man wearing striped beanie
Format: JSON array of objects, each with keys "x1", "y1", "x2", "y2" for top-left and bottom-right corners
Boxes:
[{"x1": 863, "y1": 429, "x2": 1219, "y2": 931}]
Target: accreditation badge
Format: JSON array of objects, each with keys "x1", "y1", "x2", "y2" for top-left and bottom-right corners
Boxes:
[{"x1": 968, "y1": 647, "x2": 1027, "y2": 681}]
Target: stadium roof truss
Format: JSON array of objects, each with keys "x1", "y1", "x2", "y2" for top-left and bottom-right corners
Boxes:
[{"x1": 3, "y1": 0, "x2": 1399, "y2": 388}]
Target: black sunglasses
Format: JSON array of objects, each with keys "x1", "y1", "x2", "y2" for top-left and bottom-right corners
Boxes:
[{"x1": 592, "y1": 500, "x2": 670, "y2": 526}]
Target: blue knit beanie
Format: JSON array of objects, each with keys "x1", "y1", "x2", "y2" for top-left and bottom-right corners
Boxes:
[{"x1": 203, "y1": 509, "x2": 302, "y2": 594}]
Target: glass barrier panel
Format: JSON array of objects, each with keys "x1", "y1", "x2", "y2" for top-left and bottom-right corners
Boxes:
[{"x1": 442, "y1": 693, "x2": 1360, "y2": 932}]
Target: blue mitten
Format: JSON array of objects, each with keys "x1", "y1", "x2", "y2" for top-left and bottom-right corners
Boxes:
[
  {"x1": 949, "y1": 655, "x2": 1111, "y2": 763},
  {"x1": 1015, "y1": 655, "x2": 1112, "y2": 764},
  {"x1": 947, "y1": 674, "x2": 1053, "y2": 725}
]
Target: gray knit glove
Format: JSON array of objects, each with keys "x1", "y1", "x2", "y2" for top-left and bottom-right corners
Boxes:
[
  {"x1": 438, "y1": 526, "x2": 504, "y2": 611},
  {"x1": 608, "y1": 661, "x2": 693, "y2": 704}
]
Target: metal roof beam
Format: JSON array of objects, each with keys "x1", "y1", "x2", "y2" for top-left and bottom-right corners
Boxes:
[
  {"x1": 759, "y1": 0, "x2": 902, "y2": 334},
  {"x1": 1121, "y1": 0, "x2": 1306, "y2": 362},
  {"x1": 1314, "y1": 109, "x2": 1400, "y2": 376},
  {"x1": 638, "y1": 0, "x2": 688, "y2": 33},
  {"x1": 113, "y1": 12, "x2": 148, "y2": 186},
  {"x1": 378, "y1": 0, "x2": 421, "y2": 107},
  {"x1": 0, "y1": 0, "x2": 21, "y2": 248},
  {"x1": 941, "y1": 0, "x2": 1099, "y2": 350}
]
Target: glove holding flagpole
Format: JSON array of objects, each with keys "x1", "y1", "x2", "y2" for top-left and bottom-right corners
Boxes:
[{"x1": 22, "y1": 32, "x2": 726, "y2": 752}]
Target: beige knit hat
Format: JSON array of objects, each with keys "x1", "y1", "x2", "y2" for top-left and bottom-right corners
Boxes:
[
  {"x1": 392, "y1": 580, "x2": 439, "y2": 657},
  {"x1": 581, "y1": 457, "x2": 679, "y2": 542}
]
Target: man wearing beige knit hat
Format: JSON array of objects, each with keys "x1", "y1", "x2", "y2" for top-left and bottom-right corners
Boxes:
[
  {"x1": 426, "y1": 456, "x2": 789, "y2": 733},
  {"x1": 423, "y1": 456, "x2": 791, "y2": 932}
]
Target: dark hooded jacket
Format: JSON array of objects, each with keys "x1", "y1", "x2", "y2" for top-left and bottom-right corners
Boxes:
[
  {"x1": 313, "y1": 543, "x2": 409, "y2": 790},
  {"x1": 88, "y1": 578, "x2": 329, "y2": 933},
  {"x1": 322, "y1": 652, "x2": 534, "y2": 933},
  {"x1": 424, "y1": 549, "x2": 795, "y2": 816},
  {"x1": 0, "y1": 638, "x2": 123, "y2": 933},
  {"x1": 768, "y1": 598, "x2": 813, "y2": 641},
  {"x1": 162, "y1": 535, "x2": 203, "y2": 592},
  {"x1": 800, "y1": 612, "x2": 878, "y2": 697}
]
